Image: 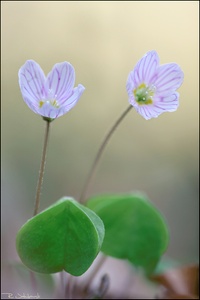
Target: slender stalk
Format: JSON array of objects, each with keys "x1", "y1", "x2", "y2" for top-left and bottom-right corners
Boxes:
[
  {"x1": 30, "y1": 121, "x2": 50, "y2": 296},
  {"x1": 83, "y1": 254, "x2": 108, "y2": 294},
  {"x1": 60, "y1": 271, "x2": 65, "y2": 298},
  {"x1": 65, "y1": 274, "x2": 74, "y2": 299},
  {"x1": 79, "y1": 105, "x2": 132, "y2": 203},
  {"x1": 33, "y1": 120, "x2": 51, "y2": 216},
  {"x1": 29, "y1": 271, "x2": 37, "y2": 292}
]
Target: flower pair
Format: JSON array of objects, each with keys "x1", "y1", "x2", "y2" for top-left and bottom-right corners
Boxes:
[{"x1": 18, "y1": 51, "x2": 184, "y2": 120}]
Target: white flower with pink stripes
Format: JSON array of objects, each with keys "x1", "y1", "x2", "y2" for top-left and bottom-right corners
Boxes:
[
  {"x1": 19, "y1": 60, "x2": 85, "y2": 120},
  {"x1": 126, "y1": 51, "x2": 184, "y2": 120}
]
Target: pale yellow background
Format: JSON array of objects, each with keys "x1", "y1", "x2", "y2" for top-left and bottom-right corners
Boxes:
[{"x1": 1, "y1": 1, "x2": 199, "y2": 293}]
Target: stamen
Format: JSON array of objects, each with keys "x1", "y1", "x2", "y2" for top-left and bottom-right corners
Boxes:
[
  {"x1": 133, "y1": 83, "x2": 156, "y2": 105},
  {"x1": 39, "y1": 101, "x2": 44, "y2": 108},
  {"x1": 39, "y1": 99, "x2": 60, "y2": 109},
  {"x1": 51, "y1": 100, "x2": 59, "y2": 108}
]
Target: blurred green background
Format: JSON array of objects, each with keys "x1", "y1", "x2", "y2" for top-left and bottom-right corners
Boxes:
[{"x1": 1, "y1": 0, "x2": 198, "y2": 280}]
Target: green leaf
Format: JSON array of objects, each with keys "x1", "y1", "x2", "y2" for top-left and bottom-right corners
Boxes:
[
  {"x1": 16, "y1": 197, "x2": 105, "y2": 276},
  {"x1": 87, "y1": 193, "x2": 169, "y2": 275}
]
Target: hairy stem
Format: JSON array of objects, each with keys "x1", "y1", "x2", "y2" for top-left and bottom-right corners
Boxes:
[
  {"x1": 33, "y1": 120, "x2": 51, "y2": 216},
  {"x1": 79, "y1": 105, "x2": 132, "y2": 203}
]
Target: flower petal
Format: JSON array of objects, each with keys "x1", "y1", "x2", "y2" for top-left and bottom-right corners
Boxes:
[
  {"x1": 22, "y1": 95, "x2": 41, "y2": 115},
  {"x1": 134, "y1": 92, "x2": 179, "y2": 120},
  {"x1": 154, "y1": 92, "x2": 179, "y2": 112},
  {"x1": 153, "y1": 63, "x2": 184, "y2": 96},
  {"x1": 37, "y1": 84, "x2": 85, "y2": 119},
  {"x1": 38, "y1": 103, "x2": 62, "y2": 119},
  {"x1": 46, "y1": 62, "x2": 75, "y2": 104},
  {"x1": 18, "y1": 60, "x2": 47, "y2": 106},
  {"x1": 127, "y1": 51, "x2": 159, "y2": 91},
  {"x1": 60, "y1": 84, "x2": 85, "y2": 115},
  {"x1": 136, "y1": 106, "x2": 155, "y2": 120}
]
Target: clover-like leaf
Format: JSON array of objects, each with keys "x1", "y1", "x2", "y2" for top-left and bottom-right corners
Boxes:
[
  {"x1": 16, "y1": 197, "x2": 104, "y2": 276},
  {"x1": 87, "y1": 193, "x2": 169, "y2": 275}
]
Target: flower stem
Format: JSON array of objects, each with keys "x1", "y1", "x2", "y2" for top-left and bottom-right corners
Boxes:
[
  {"x1": 30, "y1": 271, "x2": 37, "y2": 292},
  {"x1": 83, "y1": 254, "x2": 108, "y2": 294},
  {"x1": 79, "y1": 105, "x2": 132, "y2": 203},
  {"x1": 33, "y1": 120, "x2": 51, "y2": 216},
  {"x1": 65, "y1": 274, "x2": 74, "y2": 299}
]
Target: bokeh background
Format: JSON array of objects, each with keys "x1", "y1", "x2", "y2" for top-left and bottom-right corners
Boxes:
[{"x1": 1, "y1": 1, "x2": 199, "y2": 297}]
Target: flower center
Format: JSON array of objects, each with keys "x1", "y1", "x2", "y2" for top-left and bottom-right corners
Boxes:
[
  {"x1": 39, "y1": 99, "x2": 60, "y2": 109},
  {"x1": 133, "y1": 83, "x2": 155, "y2": 105}
]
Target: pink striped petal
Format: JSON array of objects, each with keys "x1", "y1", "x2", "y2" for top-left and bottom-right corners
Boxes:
[
  {"x1": 136, "y1": 105, "x2": 163, "y2": 120},
  {"x1": 38, "y1": 84, "x2": 85, "y2": 118},
  {"x1": 153, "y1": 63, "x2": 184, "y2": 96},
  {"x1": 136, "y1": 106, "x2": 155, "y2": 120},
  {"x1": 129, "y1": 51, "x2": 159, "y2": 88},
  {"x1": 46, "y1": 62, "x2": 75, "y2": 105},
  {"x1": 22, "y1": 95, "x2": 41, "y2": 115},
  {"x1": 38, "y1": 103, "x2": 64, "y2": 119},
  {"x1": 18, "y1": 60, "x2": 47, "y2": 105},
  {"x1": 154, "y1": 93, "x2": 179, "y2": 112},
  {"x1": 126, "y1": 75, "x2": 135, "y2": 101},
  {"x1": 61, "y1": 84, "x2": 85, "y2": 115},
  {"x1": 134, "y1": 93, "x2": 179, "y2": 120}
]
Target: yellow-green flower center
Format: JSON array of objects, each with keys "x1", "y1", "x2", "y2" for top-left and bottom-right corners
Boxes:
[
  {"x1": 134, "y1": 83, "x2": 155, "y2": 105},
  {"x1": 39, "y1": 99, "x2": 60, "y2": 109}
]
